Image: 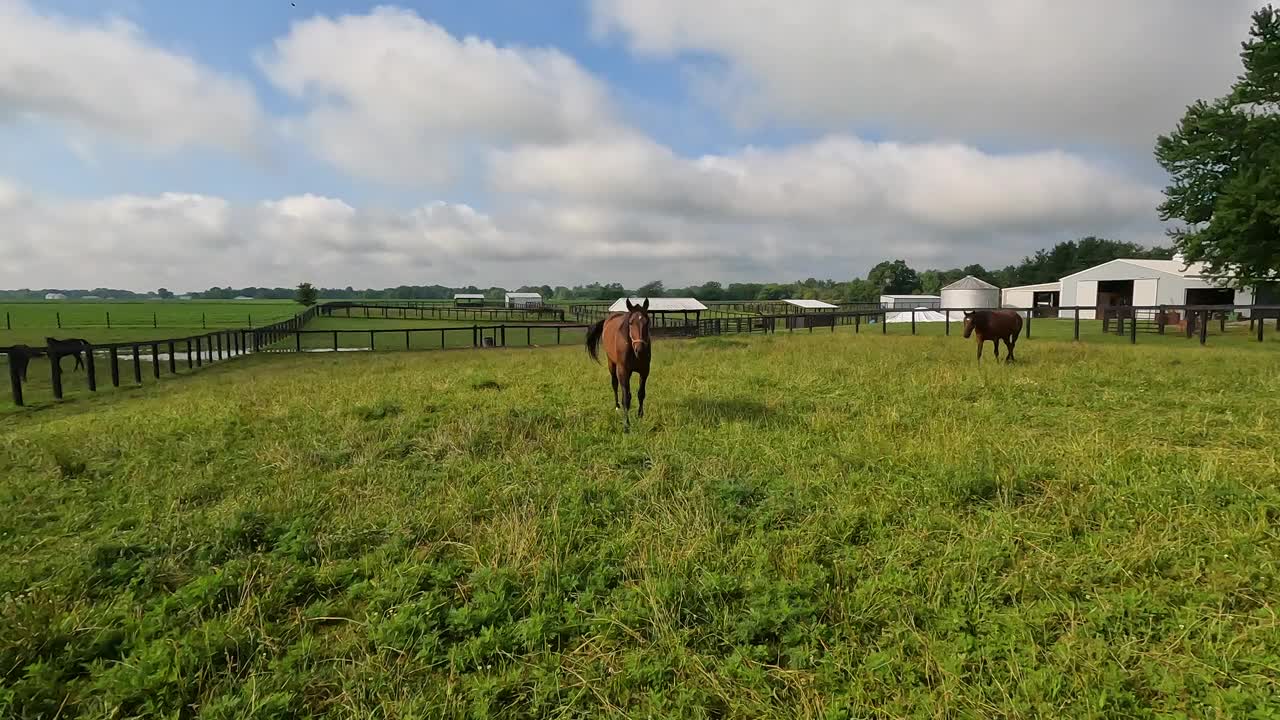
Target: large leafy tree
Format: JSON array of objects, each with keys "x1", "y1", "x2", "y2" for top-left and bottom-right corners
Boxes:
[
  {"x1": 1156, "y1": 5, "x2": 1280, "y2": 289},
  {"x1": 295, "y1": 282, "x2": 318, "y2": 306},
  {"x1": 866, "y1": 259, "x2": 921, "y2": 294}
]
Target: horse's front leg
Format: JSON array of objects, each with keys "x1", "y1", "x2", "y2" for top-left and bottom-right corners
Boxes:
[
  {"x1": 976, "y1": 334, "x2": 984, "y2": 362},
  {"x1": 618, "y1": 367, "x2": 632, "y2": 432},
  {"x1": 637, "y1": 369, "x2": 648, "y2": 419}
]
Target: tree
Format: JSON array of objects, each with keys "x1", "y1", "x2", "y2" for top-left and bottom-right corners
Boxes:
[
  {"x1": 157, "y1": 288, "x2": 174, "y2": 299},
  {"x1": 866, "y1": 259, "x2": 921, "y2": 294},
  {"x1": 635, "y1": 280, "x2": 665, "y2": 297},
  {"x1": 1156, "y1": 5, "x2": 1280, "y2": 289},
  {"x1": 295, "y1": 282, "x2": 318, "y2": 306}
]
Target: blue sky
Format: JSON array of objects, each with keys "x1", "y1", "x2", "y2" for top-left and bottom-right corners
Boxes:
[{"x1": 0, "y1": 0, "x2": 1262, "y2": 290}]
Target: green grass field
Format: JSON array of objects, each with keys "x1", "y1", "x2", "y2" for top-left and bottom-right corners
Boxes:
[
  {"x1": 0, "y1": 300, "x2": 301, "y2": 345},
  {"x1": 1, "y1": 331, "x2": 1278, "y2": 717}
]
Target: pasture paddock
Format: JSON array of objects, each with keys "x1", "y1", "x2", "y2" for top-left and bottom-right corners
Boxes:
[
  {"x1": 0, "y1": 300, "x2": 299, "y2": 344},
  {"x1": 1, "y1": 333, "x2": 1277, "y2": 717}
]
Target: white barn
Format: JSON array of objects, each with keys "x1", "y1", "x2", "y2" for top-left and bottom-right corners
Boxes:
[
  {"x1": 1059, "y1": 256, "x2": 1254, "y2": 319},
  {"x1": 44, "y1": 292, "x2": 67, "y2": 300},
  {"x1": 1002, "y1": 281, "x2": 1062, "y2": 312},
  {"x1": 505, "y1": 292, "x2": 543, "y2": 309}
]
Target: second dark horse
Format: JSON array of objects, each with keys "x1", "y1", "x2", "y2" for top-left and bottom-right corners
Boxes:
[
  {"x1": 45, "y1": 337, "x2": 92, "y2": 371},
  {"x1": 962, "y1": 310, "x2": 1023, "y2": 363},
  {"x1": 585, "y1": 299, "x2": 651, "y2": 432}
]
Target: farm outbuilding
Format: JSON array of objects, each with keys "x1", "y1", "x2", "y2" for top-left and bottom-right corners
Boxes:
[
  {"x1": 1002, "y1": 281, "x2": 1062, "y2": 316},
  {"x1": 453, "y1": 293, "x2": 486, "y2": 307},
  {"x1": 505, "y1": 292, "x2": 543, "y2": 309},
  {"x1": 781, "y1": 299, "x2": 838, "y2": 312},
  {"x1": 940, "y1": 275, "x2": 1001, "y2": 320},
  {"x1": 44, "y1": 292, "x2": 67, "y2": 300},
  {"x1": 608, "y1": 297, "x2": 707, "y2": 323},
  {"x1": 1059, "y1": 256, "x2": 1255, "y2": 319},
  {"x1": 880, "y1": 294, "x2": 941, "y2": 309}
]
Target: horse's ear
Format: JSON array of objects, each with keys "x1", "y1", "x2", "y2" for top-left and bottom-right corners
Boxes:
[
  {"x1": 625, "y1": 299, "x2": 634, "y2": 311},
  {"x1": 641, "y1": 298, "x2": 649, "y2": 311}
]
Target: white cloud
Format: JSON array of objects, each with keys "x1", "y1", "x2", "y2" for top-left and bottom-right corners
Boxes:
[
  {"x1": 0, "y1": 180, "x2": 560, "y2": 291},
  {"x1": 0, "y1": 0, "x2": 263, "y2": 155},
  {"x1": 492, "y1": 132, "x2": 1163, "y2": 264},
  {"x1": 258, "y1": 6, "x2": 616, "y2": 185},
  {"x1": 590, "y1": 0, "x2": 1262, "y2": 149}
]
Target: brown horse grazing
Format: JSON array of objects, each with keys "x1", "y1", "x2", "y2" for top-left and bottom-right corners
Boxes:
[
  {"x1": 962, "y1": 310, "x2": 1023, "y2": 363},
  {"x1": 585, "y1": 299, "x2": 651, "y2": 432}
]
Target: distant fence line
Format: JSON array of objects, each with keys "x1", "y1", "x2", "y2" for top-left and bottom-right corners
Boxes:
[
  {"x1": 4, "y1": 303, "x2": 1278, "y2": 408},
  {"x1": 319, "y1": 301, "x2": 565, "y2": 323},
  {"x1": 2, "y1": 309, "x2": 285, "y2": 331}
]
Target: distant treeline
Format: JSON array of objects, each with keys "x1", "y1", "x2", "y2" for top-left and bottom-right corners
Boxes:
[{"x1": 2, "y1": 237, "x2": 1171, "y2": 304}]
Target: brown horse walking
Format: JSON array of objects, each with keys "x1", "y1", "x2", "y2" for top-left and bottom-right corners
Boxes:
[
  {"x1": 46, "y1": 337, "x2": 92, "y2": 371},
  {"x1": 962, "y1": 310, "x2": 1023, "y2": 363},
  {"x1": 585, "y1": 299, "x2": 651, "y2": 432}
]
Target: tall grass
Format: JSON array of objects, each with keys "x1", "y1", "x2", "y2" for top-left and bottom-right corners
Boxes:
[{"x1": 1, "y1": 333, "x2": 1277, "y2": 717}]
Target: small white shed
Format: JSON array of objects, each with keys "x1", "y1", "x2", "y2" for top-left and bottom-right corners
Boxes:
[
  {"x1": 505, "y1": 292, "x2": 543, "y2": 309},
  {"x1": 880, "y1": 294, "x2": 940, "y2": 309},
  {"x1": 1002, "y1": 281, "x2": 1062, "y2": 314},
  {"x1": 44, "y1": 292, "x2": 67, "y2": 300}
]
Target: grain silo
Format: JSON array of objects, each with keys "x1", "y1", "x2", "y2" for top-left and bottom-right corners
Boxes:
[{"x1": 941, "y1": 275, "x2": 1001, "y2": 320}]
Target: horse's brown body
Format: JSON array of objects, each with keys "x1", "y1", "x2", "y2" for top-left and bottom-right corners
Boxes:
[
  {"x1": 586, "y1": 300, "x2": 651, "y2": 431},
  {"x1": 962, "y1": 310, "x2": 1023, "y2": 363}
]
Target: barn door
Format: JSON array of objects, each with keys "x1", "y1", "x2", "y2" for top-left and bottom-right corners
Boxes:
[
  {"x1": 1076, "y1": 280, "x2": 1098, "y2": 319},
  {"x1": 1133, "y1": 278, "x2": 1158, "y2": 307}
]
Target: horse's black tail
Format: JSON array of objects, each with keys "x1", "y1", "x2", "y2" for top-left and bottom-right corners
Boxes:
[{"x1": 585, "y1": 319, "x2": 606, "y2": 363}]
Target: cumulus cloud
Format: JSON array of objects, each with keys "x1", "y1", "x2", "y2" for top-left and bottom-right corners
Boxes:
[
  {"x1": 590, "y1": 0, "x2": 1261, "y2": 149},
  {"x1": 258, "y1": 6, "x2": 617, "y2": 185},
  {"x1": 0, "y1": 0, "x2": 263, "y2": 155},
  {"x1": 0, "y1": 180, "x2": 560, "y2": 291}
]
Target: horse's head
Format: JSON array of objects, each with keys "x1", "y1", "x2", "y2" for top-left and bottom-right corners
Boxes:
[
  {"x1": 962, "y1": 311, "x2": 977, "y2": 338},
  {"x1": 624, "y1": 298, "x2": 651, "y2": 354}
]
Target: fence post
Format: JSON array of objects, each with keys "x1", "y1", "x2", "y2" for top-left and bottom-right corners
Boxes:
[
  {"x1": 110, "y1": 347, "x2": 120, "y2": 387},
  {"x1": 202, "y1": 313, "x2": 206, "y2": 329},
  {"x1": 855, "y1": 313, "x2": 861, "y2": 334},
  {"x1": 442, "y1": 328, "x2": 446, "y2": 349},
  {"x1": 187, "y1": 339, "x2": 193, "y2": 369},
  {"x1": 8, "y1": 352, "x2": 22, "y2": 407},
  {"x1": 196, "y1": 337, "x2": 203, "y2": 366},
  {"x1": 1158, "y1": 307, "x2": 1166, "y2": 335},
  {"x1": 473, "y1": 325, "x2": 478, "y2": 348},
  {"x1": 1025, "y1": 309, "x2": 1032, "y2": 339},
  {"x1": 333, "y1": 331, "x2": 338, "y2": 352},
  {"x1": 1199, "y1": 311, "x2": 1208, "y2": 345},
  {"x1": 556, "y1": 326, "x2": 561, "y2": 345},
  {"x1": 1186, "y1": 311, "x2": 1195, "y2": 339},
  {"x1": 369, "y1": 330, "x2": 375, "y2": 351},
  {"x1": 945, "y1": 312, "x2": 949, "y2": 336},
  {"x1": 1074, "y1": 307, "x2": 1080, "y2": 341},
  {"x1": 152, "y1": 344, "x2": 160, "y2": 378},
  {"x1": 911, "y1": 309, "x2": 916, "y2": 335},
  {"x1": 1130, "y1": 313, "x2": 1137, "y2": 344},
  {"x1": 406, "y1": 330, "x2": 411, "y2": 350},
  {"x1": 153, "y1": 312, "x2": 157, "y2": 329},
  {"x1": 85, "y1": 346, "x2": 97, "y2": 392},
  {"x1": 216, "y1": 333, "x2": 223, "y2": 360},
  {"x1": 132, "y1": 345, "x2": 142, "y2": 383},
  {"x1": 882, "y1": 312, "x2": 887, "y2": 334},
  {"x1": 57, "y1": 311, "x2": 61, "y2": 329},
  {"x1": 106, "y1": 311, "x2": 110, "y2": 329},
  {"x1": 501, "y1": 325, "x2": 506, "y2": 346},
  {"x1": 1258, "y1": 311, "x2": 1266, "y2": 342},
  {"x1": 296, "y1": 330, "x2": 302, "y2": 353},
  {"x1": 168, "y1": 342, "x2": 176, "y2": 374},
  {"x1": 49, "y1": 347, "x2": 63, "y2": 400}
]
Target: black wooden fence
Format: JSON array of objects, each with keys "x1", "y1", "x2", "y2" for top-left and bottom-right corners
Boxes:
[{"x1": 2, "y1": 306, "x2": 318, "y2": 407}]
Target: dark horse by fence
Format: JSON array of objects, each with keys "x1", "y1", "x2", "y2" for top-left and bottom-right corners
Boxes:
[
  {"x1": 585, "y1": 299, "x2": 651, "y2": 432},
  {"x1": 3, "y1": 345, "x2": 35, "y2": 381},
  {"x1": 46, "y1": 337, "x2": 92, "y2": 371},
  {"x1": 962, "y1": 310, "x2": 1023, "y2": 363}
]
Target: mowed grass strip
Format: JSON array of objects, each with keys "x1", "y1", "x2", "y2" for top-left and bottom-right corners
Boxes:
[{"x1": 0, "y1": 333, "x2": 1278, "y2": 718}]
